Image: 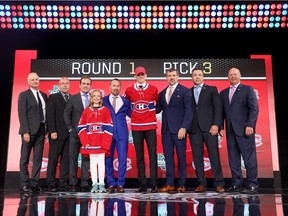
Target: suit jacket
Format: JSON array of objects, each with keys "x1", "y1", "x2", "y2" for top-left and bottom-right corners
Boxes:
[
  {"x1": 103, "y1": 95, "x2": 131, "y2": 140},
  {"x1": 190, "y1": 84, "x2": 222, "y2": 133},
  {"x1": 63, "y1": 93, "x2": 85, "y2": 138},
  {"x1": 18, "y1": 89, "x2": 48, "y2": 135},
  {"x1": 47, "y1": 92, "x2": 69, "y2": 140},
  {"x1": 156, "y1": 83, "x2": 193, "y2": 134},
  {"x1": 220, "y1": 84, "x2": 259, "y2": 136}
]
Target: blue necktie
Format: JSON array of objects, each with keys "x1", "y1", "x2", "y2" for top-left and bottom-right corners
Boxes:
[
  {"x1": 194, "y1": 85, "x2": 201, "y2": 104},
  {"x1": 84, "y1": 94, "x2": 89, "y2": 108}
]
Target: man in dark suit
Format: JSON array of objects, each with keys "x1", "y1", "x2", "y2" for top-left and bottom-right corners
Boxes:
[
  {"x1": 103, "y1": 78, "x2": 131, "y2": 193},
  {"x1": 46, "y1": 76, "x2": 70, "y2": 192},
  {"x1": 189, "y1": 68, "x2": 225, "y2": 193},
  {"x1": 63, "y1": 75, "x2": 92, "y2": 192},
  {"x1": 220, "y1": 67, "x2": 259, "y2": 194},
  {"x1": 18, "y1": 72, "x2": 47, "y2": 192},
  {"x1": 156, "y1": 68, "x2": 193, "y2": 193}
]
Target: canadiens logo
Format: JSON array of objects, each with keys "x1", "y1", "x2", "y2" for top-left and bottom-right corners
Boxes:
[
  {"x1": 41, "y1": 157, "x2": 48, "y2": 172},
  {"x1": 133, "y1": 100, "x2": 149, "y2": 113},
  {"x1": 255, "y1": 133, "x2": 263, "y2": 147},
  {"x1": 113, "y1": 158, "x2": 132, "y2": 171},
  {"x1": 89, "y1": 124, "x2": 102, "y2": 132},
  {"x1": 192, "y1": 157, "x2": 211, "y2": 171}
]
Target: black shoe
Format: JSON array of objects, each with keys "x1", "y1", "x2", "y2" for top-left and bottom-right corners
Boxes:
[
  {"x1": 81, "y1": 185, "x2": 91, "y2": 192},
  {"x1": 151, "y1": 185, "x2": 158, "y2": 193},
  {"x1": 59, "y1": 185, "x2": 69, "y2": 192},
  {"x1": 31, "y1": 185, "x2": 42, "y2": 192},
  {"x1": 20, "y1": 185, "x2": 31, "y2": 192},
  {"x1": 70, "y1": 185, "x2": 78, "y2": 192},
  {"x1": 48, "y1": 185, "x2": 57, "y2": 192},
  {"x1": 225, "y1": 185, "x2": 241, "y2": 192},
  {"x1": 241, "y1": 186, "x2": 258, "y2": 194},
  {"x1": 136, "y1": 184, "x2": 147, "y2": 193}
]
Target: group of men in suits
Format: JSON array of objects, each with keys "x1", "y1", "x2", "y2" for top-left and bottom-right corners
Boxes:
[{"x1": 18, "y1": 66, "x2": 259, "y2": 194}]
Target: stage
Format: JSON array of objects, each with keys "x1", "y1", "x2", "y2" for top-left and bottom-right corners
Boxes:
[{"x1": 1, "y1": 186, "x2": 287, "y2": 215}]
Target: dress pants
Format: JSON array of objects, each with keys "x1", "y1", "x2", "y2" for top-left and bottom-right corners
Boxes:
[
  {"x1": 105, "y1": 136, "x2": 128, "y2": 187},
  {"x1": 162, "y1": 130, "x2": 186, "y2": 187},
  {"x1": 47, "y1": 137, "x2": 69, "y2": 187},
  {"x1": 19, "y1": 123, "x2": 45, "y2": 187},
  {"x1": 132, "y1": 129, "x2": 158, "y2": 187},
  {"x1": 227, "y1": 128, "x2": 258, "y2": 188},
  {"x1": 69, "y1": 135, "x2": 90, "y2": 187},
  {"x1": 190, "y1": 130, "x2": 225, "y2": 187}
]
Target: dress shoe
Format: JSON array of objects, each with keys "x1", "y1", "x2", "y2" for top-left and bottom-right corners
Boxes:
[
  {"x1": 160, "y1": 185, "x2": 175, "y2": 192},
  {"x1": 59, "y1": 185, "x2": 69, "y2": 192},
  {"x1": 31, "y1": 185, "x2": 42, "y2": 192},
  {"x1": 177, "y1": 186, "x2": 186, "y2": 193},
  {"x1": 136, "y1": 184, "x2": 147, "y2": 193},
  {"x1": 20, "y1": 185, "x2": 31, "y2": 192},
  {"x1": 81, "y1": 185, "x2": 91, "y2": 192},
  {"x1": 195, "y1": 185, "x2": 206, "y2": 193},
  {"x1": 151, "y1": 185, "x2": 158, "y2": 193},
  {"x1": 48, "y1": 185, "x2": 57, "y2": 192},
  {"x1": 216, "y1": 186, "x2": 225, "y2": 193},
  {"x1": 107, "y1": 185, "x2": 115, "y2": 193},
  {"x1": 70, "y1": 185, "x2": 78, "y2": 192},
  {"x1": 117, "y1": 186, "x2": 125, "y2": 193},
  {"x1": 225, "y1": 185, "x2": 241, "y2": 192},
  {"x1": 241, "y1": 186, "x2": 258, "y2": 194}
]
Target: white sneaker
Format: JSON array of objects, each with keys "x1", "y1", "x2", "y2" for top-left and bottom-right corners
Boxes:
[
  {"x1": 91, "y1": 184, "x2": 98, "y2": 193},
  {"x1": 98, "y1": 184, "x2": 106, "y2": 193}
]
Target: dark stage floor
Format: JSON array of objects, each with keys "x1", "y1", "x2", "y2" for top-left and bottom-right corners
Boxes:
[{"x1": 1, "y1": 187, "x2": 288, "y2": 216}]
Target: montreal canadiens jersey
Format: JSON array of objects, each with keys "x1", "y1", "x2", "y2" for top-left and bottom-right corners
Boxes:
[
  {"x1": 78, "y1": 106, "x2": 113, "y2": 157},
  {"x1": 125, "y1": 83, "x2": 159, "y2": 131}
]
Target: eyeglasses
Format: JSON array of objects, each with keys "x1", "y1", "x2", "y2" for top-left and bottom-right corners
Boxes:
[{"x1": 137, "y1": 73, "x2": 145, "y2": 76}]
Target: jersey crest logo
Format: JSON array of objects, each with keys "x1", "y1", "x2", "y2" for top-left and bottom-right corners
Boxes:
[
  {"x1": 133, "y1": 100, "x2": 149, "y2": 113},
  {"x1": 89, "y1": 124, "x2": 102, "y2": 132}
]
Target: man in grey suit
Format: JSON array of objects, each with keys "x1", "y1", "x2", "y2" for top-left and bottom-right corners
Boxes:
[
  {"x1": 220, "y1": 67, "x2": 259, "y2": 194},
  {"x1": 46, "y1": 76, "x2": 70, "y2": 192},
  {"x1": 64, "y1": 75, "x2": 92, "y2": 192},
  {"x1": 156, "y1": 68, "x2": 193, "y2": 193},
  {"x1": 18, "y1": 72, "x2": 47, "y2": 192},
  {"x1": 189, "y1": 68, "x2": 225, "y2": 193}
]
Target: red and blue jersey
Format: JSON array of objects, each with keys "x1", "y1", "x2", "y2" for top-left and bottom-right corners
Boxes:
[
  {"x1": 125, "y1": 83, "x2": 159, "y2": 131},
  {"x1": 78, "y1": 106, "x2": 113, "y2": 157}
]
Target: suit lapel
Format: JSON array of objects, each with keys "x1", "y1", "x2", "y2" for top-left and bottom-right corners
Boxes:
[
  {"x1": 77, "y1": 93, "x2": 85, "y2": 110},
  {"x1": 28, "y1": 89, "x2": 38, "y2": 105},
  {"x1": 230, "y1": 84, "x2": 241, "y2": 105},
  {"x1": 163, "y1": 86, "x2": 169, "y2": 106}
]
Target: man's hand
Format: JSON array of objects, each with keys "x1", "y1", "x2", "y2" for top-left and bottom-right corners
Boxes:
[
  {"x1": 178, "y1": 128, "x2": 186, "y2": 139},
  {"x1": 245, "y1": 126, "x2": 254, "y2": 136},
  {"x1": 51, "y1": 132, "x2": 58, "y2": 140},
  {"x1": 219, "y1": 130, "x2": 225, "y2": 137},
  {"x1": 23, "y1": 133, "x2": 30, "y2": 143},
  {"x1": 209, "y1": 125, "x2": 219, "y2": 136}
]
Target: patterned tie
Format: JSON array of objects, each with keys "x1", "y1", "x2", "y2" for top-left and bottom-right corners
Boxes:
[
  {"x1": 229, "y1": 86, "x2": 236, "y2": 104},
  {"x1": 36, "y1": 91, "x2": 44, "y2": 122},
  {"x1": 194, "y1": 85, "x2": 201, "y2": 104},
  {"x1": 84, "y1": 94, "x2": 89, "y2": 108},
  {"x1": 112, "y1": 96, "x2": 117, "y2": 112},
  {"x1": 64, "y1": 94, "x2": 69, "y2": 102},
  {"x1": 167, "y1": 86, "x2": 173, "y2": 104}
]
